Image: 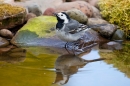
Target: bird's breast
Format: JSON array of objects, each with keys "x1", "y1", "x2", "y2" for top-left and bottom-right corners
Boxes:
[{"x1": 55, "y1": 29, "x2": 82, "y2": 42}]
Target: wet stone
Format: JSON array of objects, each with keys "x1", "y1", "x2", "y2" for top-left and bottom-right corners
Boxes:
[
  {"x1": 111, "y1": 29, "x2": 125, "y2": 40},
  {"x1": 0, "y1": 37, "x2": 9, "y2": 47},
  {"x1": 99, "y1": 41, "x2": 122, "y2": 50}
]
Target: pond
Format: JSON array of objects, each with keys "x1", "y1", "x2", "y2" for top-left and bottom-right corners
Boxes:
[{"x1": 0, "y1": 45, "x2": 130, "y2": 86}]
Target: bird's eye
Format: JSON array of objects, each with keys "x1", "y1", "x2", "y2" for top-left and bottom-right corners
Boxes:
[{"x1": 61, "y1": 14, "x2": 63, "y2": 16}]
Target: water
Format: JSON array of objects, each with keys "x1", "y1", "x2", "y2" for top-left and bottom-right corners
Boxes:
[{"x1": 0, "y1": 46, "x2": 130, "y2": 86}]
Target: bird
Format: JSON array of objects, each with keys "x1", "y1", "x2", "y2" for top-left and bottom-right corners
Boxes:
[{"x1": 54, "y1": 12, "x2": 91, "y2": 52}]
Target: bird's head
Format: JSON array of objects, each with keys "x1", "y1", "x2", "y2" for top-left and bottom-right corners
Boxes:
[{"x1": 54, "y1": 12, "x2": 70, "y2": 24}]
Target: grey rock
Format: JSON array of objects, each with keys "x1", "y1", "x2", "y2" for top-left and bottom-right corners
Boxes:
[
  {"x1": 91, "y1": 24, "x2": 118, "y2": 38},
  {"x1": 87, "y1": 18, "x2": 108, "y2": 26},
  {"x1": 111, "y1": 29, "x2": 125, "y2": 40},
  {"x1": 26, "y1": 3, "x2": 42, "y2": 16}
]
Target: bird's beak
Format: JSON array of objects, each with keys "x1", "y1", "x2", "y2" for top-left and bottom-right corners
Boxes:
[{"x1": 53, "y1": 12, "x2": 57, "y2": 16}]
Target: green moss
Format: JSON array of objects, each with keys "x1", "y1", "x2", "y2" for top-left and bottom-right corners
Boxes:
[
  {"x1": 20, "y1": 16, "x2": 57, "y2": 38},
  {"x1": 11, "y1": 16, "x2": 57, "y2": 45},
  {"x1": 98, "y1": 0, "x2": 130, "y2": 39},
  {"x1": 0, "y1": 3, "x2": 25, "y2": 18}
]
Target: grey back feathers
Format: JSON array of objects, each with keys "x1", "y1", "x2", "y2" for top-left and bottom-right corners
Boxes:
[{"x1": 66, "y1": 19, "x2": 89, "y2": 34}]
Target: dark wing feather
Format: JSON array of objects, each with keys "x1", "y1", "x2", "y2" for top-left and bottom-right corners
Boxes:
[{"x1": 68, "y1": 24, "x2": 88, "y2": 34}]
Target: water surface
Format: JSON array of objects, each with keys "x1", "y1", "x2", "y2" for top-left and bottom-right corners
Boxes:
[{"x1": 0, "y1": 46, "x2": 130, "y2": 86}]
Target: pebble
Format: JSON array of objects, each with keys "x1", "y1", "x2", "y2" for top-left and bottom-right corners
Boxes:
[
  {"x1": 0, "y1": 37, "x2": 9, "y2": 47},
  {"x1": 0, "y1": 29, "x2": 14, "y2": 39}
]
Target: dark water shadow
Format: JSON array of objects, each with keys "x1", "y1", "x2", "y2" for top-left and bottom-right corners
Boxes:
[{"x1": 0, "y1": 47, "x2": 26, "y2": 63}]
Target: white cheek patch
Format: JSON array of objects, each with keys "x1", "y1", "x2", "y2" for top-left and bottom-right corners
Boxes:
[{"x1": 57, "y1": 12, "x2": 69, "y2": 23}]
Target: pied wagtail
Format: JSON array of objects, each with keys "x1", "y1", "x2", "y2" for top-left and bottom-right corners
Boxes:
[
  {"x1": 54, "y1": 12, "x2": 107, "y2": 52},
  {"x1": 54, "y1": 12, "x2": 91, "y2": 52},
  {"x1": 54, "y1": 12, "x2": 90, "y2": 42}
]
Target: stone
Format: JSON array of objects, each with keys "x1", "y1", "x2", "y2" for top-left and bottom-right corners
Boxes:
[
  {"x1": 25, "y1": 13, "x2": 36, "y2": 21},
  {"x1": 43, "y1": 8, "x2": 56, "y2": 16},
  {"x1": 91, "y1": 24, "x2": 118, "y2": 38},
  {"x1": 3, "y1": 0, "x2": 14, "y2": 4},
  {"x1": 0, "y1": 3, "x2": 26, "y2": 29},
  {"x1": 11, "y1": 15, "x2": 107, "y2": 49},
  {"x1": 63, "y1": 0, "x2": 99, "y2": 8},
  {"x1": 87, "y1": 0, "x2": 99, "y2": 8},
  {"x1": 111, "y1": 29, "x2": 125, "y2": 40},
  {"x1": 11, "y1": 16, "x2": 59, "y2": 46},
  {"x1": 87, "y1": 18, "x2": 108, "y2": 26},
  {"x1": 11, "y1": 15, "x2": 102, "y2": 48},
  {"x1": 0, "y1": 29, "x2": 14, "y2": 39},
  {"x1": 26, "y1": 3, "x2": 42, "y2": 16},
  {"x1": 55, "y1": 1, "x2": 93, "y2": 17},
  {"x1": 99, "y1": 41, "x2": 122, "y2": 50},
  {"x1": 91, "y1": 6, "x2": 101, "y2": 18},
  {"x1": 12, "y1": 0, "x2": 63, "y2": 14},
  {"x1": 66, "y1": 9, "x2": 88, "y2": 24},
  {"x1": 0, "y1": 37, "x2": 9, "y2": 47}
]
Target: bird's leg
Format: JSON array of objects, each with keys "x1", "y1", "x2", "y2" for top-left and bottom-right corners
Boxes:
[
  {"x1": 65, "y1": 42, "x2": 71, "y2": 54},
  {"x1": 80, "y1": 40, "x2": 85, "y2": 50},
  {"x1": 73, "y1": 40, "x2": 84, "y2": 52},
  {"x1": 72, "y1": 41, "x2": 83, "y2": 54},
  {"x1": 78, "y1": 36, "x2": 86, "y2": 50},
  {"x1": 72, "y1": 43, "x2": 76, "y2": 55}
]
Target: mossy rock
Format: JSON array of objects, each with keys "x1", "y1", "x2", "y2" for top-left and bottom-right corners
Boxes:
[
  {"x1": 11, "y1": 16, "x2": 58, "y2": 46},
  {"x1": 0, "y1": 3, "x2": 26, "y2": 29},
  {"x1": 98, "y1": 0, "x2": 130, "y2": 39}
]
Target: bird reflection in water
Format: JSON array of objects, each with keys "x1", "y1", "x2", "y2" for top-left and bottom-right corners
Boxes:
[
  {"x1": 53, "y1": 50, "x2": 105, "y2": 85},
  {"x1": 0, "y1": 46, "x2": 26, "y2": 63}
]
